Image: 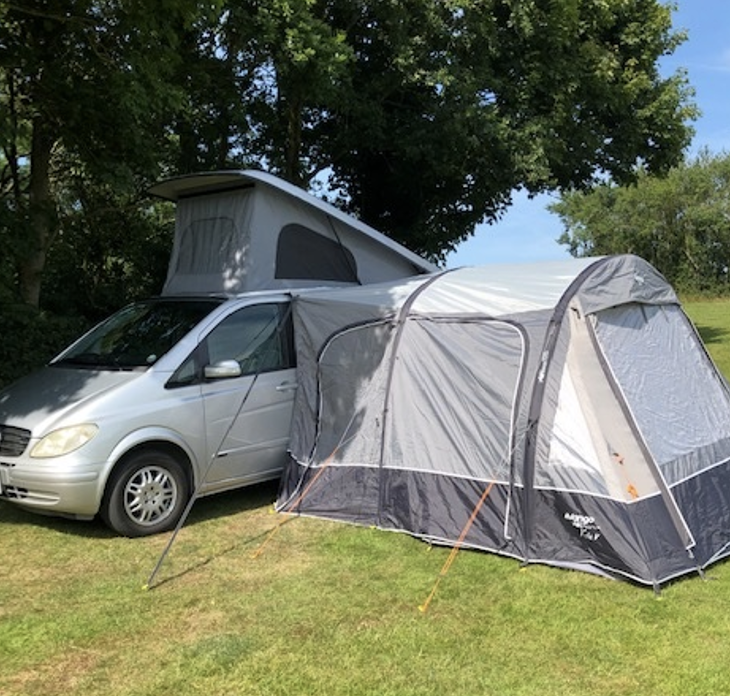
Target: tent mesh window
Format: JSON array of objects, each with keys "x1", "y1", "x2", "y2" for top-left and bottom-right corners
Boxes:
[
  {"x1": 175, "y1": 217, "x2": 237, "y2": 274},
  {"x1": 312, "y1": 321, "x2": 392, "y2": 464},
  {"x1": 593, "y1": 303, "x2": 730, "y2": 485},
  {"x1": 276, "y1": 224, "x2": 359, "y2": 282}
]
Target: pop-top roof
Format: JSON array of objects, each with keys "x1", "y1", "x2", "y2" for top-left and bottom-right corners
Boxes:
[{"x1": 148, "y1": 170, "x2": 439, "y2": 283}]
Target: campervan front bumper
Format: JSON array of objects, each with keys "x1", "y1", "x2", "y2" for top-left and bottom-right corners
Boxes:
[{"x1": 0, "y1": 457, "x2": 104, "y2": 519}]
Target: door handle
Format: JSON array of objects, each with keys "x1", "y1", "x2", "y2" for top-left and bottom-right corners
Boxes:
[{"x1": 276, "y1": 381, "x2": 298, "y2": 392}]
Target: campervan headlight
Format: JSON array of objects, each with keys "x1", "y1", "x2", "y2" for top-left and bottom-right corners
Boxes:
[{"x1": 31, "y1": 424, "x2": 99, "y2": 458}]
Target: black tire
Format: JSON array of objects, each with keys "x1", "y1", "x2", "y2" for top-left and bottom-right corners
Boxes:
[{"x1": 101, "y1": 450, "x2": 190, "y2": 537}]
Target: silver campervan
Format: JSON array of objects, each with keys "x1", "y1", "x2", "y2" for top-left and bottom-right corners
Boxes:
[
  {"x1": 0, "y1": 170, "x2": 437, "y2": 536},
  {"x1": 0, "y1": 292, "x2": 298, "y2": 536}
]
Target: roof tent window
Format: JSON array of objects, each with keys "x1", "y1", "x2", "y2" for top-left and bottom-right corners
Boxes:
[
  {"x1": 172, "y1": 191, "x2": 253, "y2": 279},
  {"x1": 275, "y1": 223, "x2": 358, "y2": 282},
  {"x1": 175, "y1": 217, "x2": 236, "y2": 274}
]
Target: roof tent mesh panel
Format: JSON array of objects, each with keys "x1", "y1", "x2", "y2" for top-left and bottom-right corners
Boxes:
[
  {"x1": 165, "y1": 190, "x2": 254, "y2": 294},
  {"x1": 174, "y1": 217, "x2": 237, "y2": 274}
]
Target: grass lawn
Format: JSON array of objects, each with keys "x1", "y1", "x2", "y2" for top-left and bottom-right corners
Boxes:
[{"x1": 2, "y1": 299, "x2": 730, "y2": 696}]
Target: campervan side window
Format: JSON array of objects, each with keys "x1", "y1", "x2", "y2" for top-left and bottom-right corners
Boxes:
[
  {"x1": 206, "y1": 303, "x2": 295, "y2": 375},
  {"x1": 275, "y1": 223, "x2": 359, "y2": 282},
  {"x1": 167, "y1": 303, "x2": 295, "y2": 388}
]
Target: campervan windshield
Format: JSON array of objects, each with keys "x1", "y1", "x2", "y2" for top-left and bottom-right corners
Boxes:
[{"x1": 54, "y1": 298, "x2": 222, "y2": 370}]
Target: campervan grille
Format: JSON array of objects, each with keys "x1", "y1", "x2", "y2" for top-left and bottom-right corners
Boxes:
[{"x1": 0, "y1": 425, "x2": 31, "y2": 456}]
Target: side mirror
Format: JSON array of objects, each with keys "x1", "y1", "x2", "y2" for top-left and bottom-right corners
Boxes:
[{"x1": 204, "y1": 359, "x2": 242, "y2": 380}]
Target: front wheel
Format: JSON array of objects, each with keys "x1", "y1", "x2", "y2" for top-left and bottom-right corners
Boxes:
[{"x1": 101, "y1": 450, "x2": 190, "y2": 537}]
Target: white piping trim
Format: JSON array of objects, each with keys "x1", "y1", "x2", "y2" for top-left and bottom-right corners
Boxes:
[{"x1": 668, "y1": 454, "x2": 730, "y2": 488}]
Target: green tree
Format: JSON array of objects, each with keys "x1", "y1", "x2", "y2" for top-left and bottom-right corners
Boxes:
[
  {"x1": 551, "y1": 151, "x2": 730, "y2": 294},
  {"x1": 0, "y1": 0, "x2": 216, "y2": 308},
  {"x1": 170, "y1": 0, "x2": 356, "y2": 183},
  {"x1": 332, "y1": 0, "x2": 698, "y2": 259},
  {"x1": 176, "y1": 0, "x2": 697, "y2": 261},
  {"x1": 2, "y1": 0, "x2": 699, "y2": 309},
  {"x1": 41, "y1": 169, "x2": 174, "y2": 320}
]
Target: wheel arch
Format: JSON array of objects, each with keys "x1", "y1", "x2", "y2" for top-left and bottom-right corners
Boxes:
[
  {"x1": 99, "y1": 440, "x2": 196, "y2": 536},
  {"x1": 101, "y1": 432, "x2": 198, "y2": 508},
  {"x1": 115, "y1": 441, "x2": 193, "y2": 486}
]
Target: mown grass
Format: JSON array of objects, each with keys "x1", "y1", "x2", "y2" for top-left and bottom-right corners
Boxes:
[
  {"x1": 684, "y1": 298, "x2": 730, "y2": 372},
  {"x1": 2, "y1": 298, "x2": 730, "y2": 696}
]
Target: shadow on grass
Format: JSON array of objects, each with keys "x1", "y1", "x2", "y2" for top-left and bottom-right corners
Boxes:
[
  {"x1": 0, "y1": 500, "x2": 115, "y2": 538},
  {"x1": 0, "y1": 479, "x2": 280, "y2": 539},
  {"x1": 186, "y1": 479, "x2": 280, "y2": 527},
  {"x1": 694, "y1": 323, "x2": 730, "y2": 345},
  {"x1": 147, "y1": 515, "x2": 298, "y2": 591}
]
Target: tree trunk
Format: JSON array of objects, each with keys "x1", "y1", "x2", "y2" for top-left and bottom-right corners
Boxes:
[
  {"x1": 284, "y1": 95, "x2": 304, "y2": 187},
  {"x1": 19, "y1": 117, "x2": 56, "y2": 308}
]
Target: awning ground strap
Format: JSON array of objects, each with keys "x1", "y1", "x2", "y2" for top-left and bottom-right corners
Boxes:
[{"x1": 419, "y1": 422, "x2": 531, "y2": 613}]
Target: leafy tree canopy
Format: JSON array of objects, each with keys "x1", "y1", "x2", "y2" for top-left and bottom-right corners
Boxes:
[
  {"x1": 185, "y1": 0, "x2": 697, "y2": 259},
  {"x1": 551, "y1": 150, "x2": 730, "y2": 295},
  {"x1": 1, "y1": 0, "x2": 698, "y2": 310},
  {"x1": 321, "y1": 0, "x2": 698, "y2": 258},
  {"x1": 0, "y1": 0, "x2": 219, "y2": 308}
]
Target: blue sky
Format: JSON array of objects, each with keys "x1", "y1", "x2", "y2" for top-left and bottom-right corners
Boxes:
[{"x1": 446, "y1": 0, "x2": 730, "y2": 268}]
